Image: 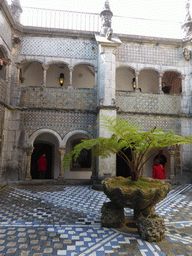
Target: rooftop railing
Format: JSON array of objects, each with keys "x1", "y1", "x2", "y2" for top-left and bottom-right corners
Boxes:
[{"x1": 20, "y1": 7, "x2": 183, "y2": 39}]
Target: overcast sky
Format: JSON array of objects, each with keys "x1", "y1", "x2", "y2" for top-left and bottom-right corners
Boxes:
[
  {"x1": 7, "y1": 0, "x2": 188, "y2": 38},
  {"x1": 7, "y1": 0, "x2": 186, "y2": 22}
]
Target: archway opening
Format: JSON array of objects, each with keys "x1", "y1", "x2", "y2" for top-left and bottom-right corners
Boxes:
[
  {"x1": 116, "y1": 148, "x2": 132, "y2": 178},
  {"x1": 71, "y1": 139, "x2": 92, "y2": 171},
  {"x1": 31, "y1": 142, "x2": 54, "y2": 179}
]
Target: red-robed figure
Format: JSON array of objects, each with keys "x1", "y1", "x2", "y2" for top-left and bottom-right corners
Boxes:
[
  {"x1": 152, "y1": 158, "x2": 166, "y2": 179},
  {"x1": 37, "y1": 153, "x2": 47, "y2": 179}
]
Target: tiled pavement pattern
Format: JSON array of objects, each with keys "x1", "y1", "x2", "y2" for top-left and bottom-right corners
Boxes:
[{"x1": 0, "y1": 185, "x2": 191, "y2": 255}]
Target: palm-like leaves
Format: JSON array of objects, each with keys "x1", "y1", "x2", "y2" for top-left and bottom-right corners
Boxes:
[{"x1": 63, "y1": 116, "x2": 192, "y2": 181}]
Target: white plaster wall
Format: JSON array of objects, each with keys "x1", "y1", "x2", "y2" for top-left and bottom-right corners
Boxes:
[
  {"x1": 46, "y1": 64, "x2": 69, "y2": 88},
  {"x1": 73, "y1": 65, "x2": 95, "y2": 89},
  {"x1": 116, "y1": 67, "x2": 134, "y2": 91},
  {"x1": 138, "y1": 69, "x2": 159, "y2": 93},
  {"x1": 22, "y1": 62, "x2": 43, "y2": 86}
]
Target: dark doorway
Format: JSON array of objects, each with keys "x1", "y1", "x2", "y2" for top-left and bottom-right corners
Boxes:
[
  {"x1": 116, "y1": 148, "x2": 132, "y2": 177},
  {"x1": 31, "y1": 142, "x2": 54, "y2": 179}
]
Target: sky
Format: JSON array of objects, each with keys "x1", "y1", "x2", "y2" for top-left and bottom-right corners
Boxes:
[{"x1": 7, "y1": 0, "x2": 188, "y2": 38}]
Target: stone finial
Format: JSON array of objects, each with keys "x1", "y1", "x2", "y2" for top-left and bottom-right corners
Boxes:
[
  {"x1": 10, "y1": 0, "x2": 23, "y2": 22},
  {"x1": 100, "y1": 0, "x2": 113, "y2": 38},
  {"x1": 185, "y1": 0, "x2": 191, "y2": 22},
  {"x1": 182, "y1": 0, "x2": 192, "y2": 39}
]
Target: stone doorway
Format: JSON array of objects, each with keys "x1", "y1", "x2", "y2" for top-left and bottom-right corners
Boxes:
[
  {"x1": 31, "y1": 142, "x2": 54, "y2": 179},
  {"x1": 116, "y1": 148, "x2": 132, "y2": 177}
]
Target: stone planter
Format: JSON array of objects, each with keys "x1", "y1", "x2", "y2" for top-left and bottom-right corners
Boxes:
[
  {"x1": 102, "y1": 177, "x2": 171, "y2": 218},
  {"x1": 101, "y1": 177, "x2": 171, "y2": 241}
]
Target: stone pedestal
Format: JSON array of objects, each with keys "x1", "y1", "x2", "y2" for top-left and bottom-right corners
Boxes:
[
  {"x1": 137, "y1": 214, "x2": 165, "y2": 242},
  {"x1": 101, "y1": 202, "x2": 125, "y2": 228}
]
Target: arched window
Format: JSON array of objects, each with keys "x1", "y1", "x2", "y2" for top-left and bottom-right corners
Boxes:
[{"x1": 71, "y1": 139, "x2": 92, "y2": 171}]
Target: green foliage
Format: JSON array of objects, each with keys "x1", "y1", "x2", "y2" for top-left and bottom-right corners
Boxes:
[{"x1": 63, "y1": 116, "x2": 192, "y2": 181}]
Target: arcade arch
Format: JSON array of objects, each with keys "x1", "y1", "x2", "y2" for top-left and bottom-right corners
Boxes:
[
  {"x1": 21, "y1": 61, "x2": 43, "y2": 86},
  {"x1": 64, "y1": 130, "x2": 93, "y2": 180},
  {"x1": 138, "y1": 69, "x2": 159, "y2": 93},
  {"x1": 73, "y1": 64, "x2": 95, "y2": 89},
  {"x1": 30, "y1": 130, "x2": 61, "y2": 179},
  {"x1": 163, "y1": 71, "x2": 182, "y2": 94},
  {"x1": 116, "y1": 66, "x2": 135, "y2": 91}
]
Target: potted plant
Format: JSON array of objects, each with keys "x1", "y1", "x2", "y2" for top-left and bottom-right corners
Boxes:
[{"x1": 63, "y1": 116, "x2": 192, "y2": 241}]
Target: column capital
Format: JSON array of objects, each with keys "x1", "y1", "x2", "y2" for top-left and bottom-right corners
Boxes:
[
  {"x1": 68, "y1": 65, "x2": 74, "y2": 72},
  {"x1": 15, "y1": 62, "x2": 22, "y2": 69},
  {"x1": 180, "y1": 74, "x2": 186, "y2": 80},
  {"x1": 135, "y1": 70, "x2": 139, "y2": 76},
  {"x1": 42, "y1": 64, "x2": 49, "y2": 71},
  {"x1": 93, "y1": 67, "x2": 98, "y2": 73},
  {"x1": 158, "y1": 72, "x2": 164, "y2": 78},
  {"x1": 26, "y1": 146, "x2": 34, "y2": 156}
]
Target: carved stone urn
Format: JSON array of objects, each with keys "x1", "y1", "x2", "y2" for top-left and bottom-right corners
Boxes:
[{"x1": 101, "y1": 177, "x2": 171, "y2": 241}]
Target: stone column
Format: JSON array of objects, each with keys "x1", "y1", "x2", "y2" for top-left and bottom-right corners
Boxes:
[
  {"x1": 68, "y1": 66, "x2": 74, "y2": 89},
  {"x1": 180, "y1": 74, "x2": 186, "y2": 95},
  {"x1": 25, "y1": 147, "x2": 34, "y2": 181},
  {"x1": 95, "y1": 34, "x2": 121, "y2": 181},
  {"x1": 3, "y1": 58, "x2": 11, "y2": 82},
  {"x1": 168, "y1": 146, "x2": 176, "y2": 179},
  {"x1": 93, "y1": 67, "x2": 98, "y2": 89},
  {"x1": 135, "y1": 71, "x2": 140, "y2": 92},
  {"x1": 58, "y1": 148, "x2": 66, "y2": 180},
  {"x1": 158, "y1": 72, "x2": 164, "y2": 94},
  {"x1": 42, "y1": 65, "x2": 49, "y2": 87},
  {"x1": 15, "y1": 62, "x2": 21, "y2": 85}
]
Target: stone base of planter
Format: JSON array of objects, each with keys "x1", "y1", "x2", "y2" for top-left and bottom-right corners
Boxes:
[
  {"x1": 101, "y1": 202, "x2": 125, "y2": 228},
  {"x1": 137, "y1": 213, "x2": 165, "y2": 242}
]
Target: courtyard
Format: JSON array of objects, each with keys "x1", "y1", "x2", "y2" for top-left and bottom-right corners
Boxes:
[{"x1": 0, "y1": 183, "x2": 191, "y2": 255}]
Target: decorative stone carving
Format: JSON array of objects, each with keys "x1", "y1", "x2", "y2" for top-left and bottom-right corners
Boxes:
[
  {"x1": 101, "y1": 202, "x2": 125, "y2": 228},
  {"x1": 183, "y1": 47, "x2": 191, "y2": 61},
  {"x1": 10, "y1": 0, "x2": 23, "y2": 22},
  {"x1": 182, "y1": 0, "x2": 192, "y2": 39},
  {"x1": 137, "y1": 214, "x2": 165, "y2": 242},
  {"x1": 100, "y1": 0, "x2": 113, "y2": 37},
  {"x1": 106, "y1": 28, "x2": 113, "y2": 40}
]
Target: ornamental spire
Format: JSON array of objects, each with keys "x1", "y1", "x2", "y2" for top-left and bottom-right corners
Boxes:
[
  {"x1": 100, "y1": 0, "x2": 113, "y2": 39},
  {"x1": 10, "y1": 0, "x2": 23, "y2": 22}
]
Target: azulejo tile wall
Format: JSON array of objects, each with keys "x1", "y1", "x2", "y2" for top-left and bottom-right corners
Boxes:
[
  {"x1": 19, "y1": 37, "x2": 98, "y2": 59},
  {"x1": 0, "y1": 11, "x2": 12, "y2": 49},
  {"x1": 118, "y1": 113, "x2": 181, "y2": 134},
  {"x1": 21, "y1": 87, "x2": 97, "y2": 110},
  {"x1": 0, "y1": 79, "x2": 7, "y2": 105},
  {"x1": 116, "y1": 42, "x2": 183, "y2": 66},
  {"x1": 0, "y1": 104, "x2": 4, "y2": 141},
  {"x1": 116, "y1": 92, "x2": 181, "y2": 115},
  {"x1": 20, "y1": 109, "x2": 97, "y2": 138}
]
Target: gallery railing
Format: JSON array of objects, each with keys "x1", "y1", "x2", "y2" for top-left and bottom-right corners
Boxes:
[{"x1": 20, "y1": 7, "x2": 182, "y2": 39}]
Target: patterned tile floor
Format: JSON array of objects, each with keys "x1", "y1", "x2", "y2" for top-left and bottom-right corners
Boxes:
[{"x1": 0, "y1": 184, "x2": 192, "y2": 255}]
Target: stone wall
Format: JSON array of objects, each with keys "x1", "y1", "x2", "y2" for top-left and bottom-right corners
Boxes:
[{"x1": 1, "y1": 109, "x2": 26, "y2": 181}]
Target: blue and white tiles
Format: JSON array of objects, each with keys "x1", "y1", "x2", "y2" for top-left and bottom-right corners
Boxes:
[{"x1": 0, "y1": 184, "x2": 192, "y2": 255}]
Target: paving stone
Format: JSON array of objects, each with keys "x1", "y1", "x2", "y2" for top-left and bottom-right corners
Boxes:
[{"x1": 0, "y1": 184, "x2": 191, "y2": 255}]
